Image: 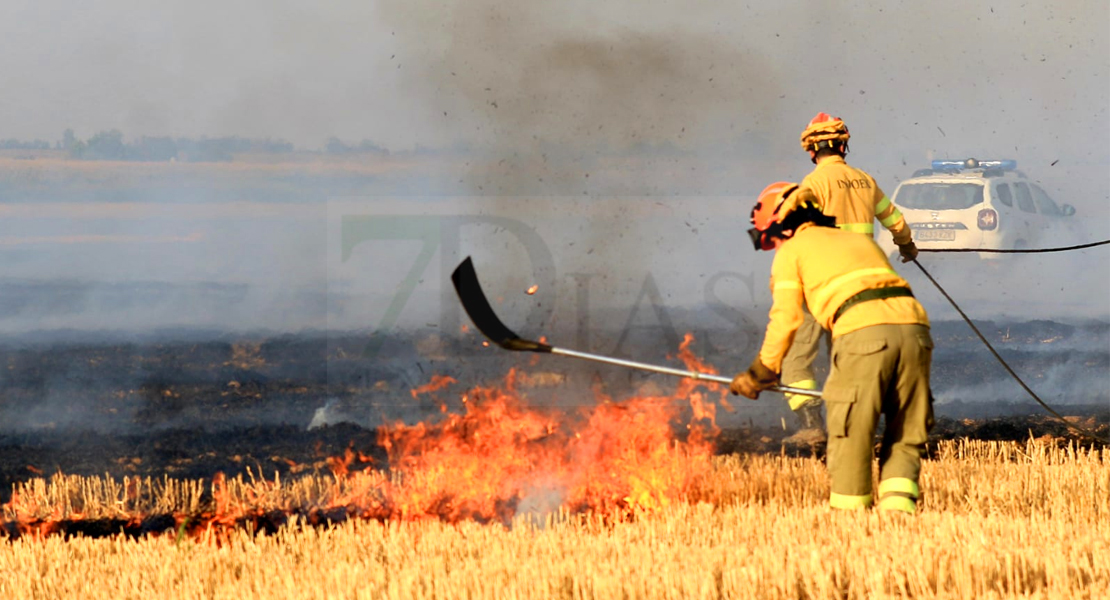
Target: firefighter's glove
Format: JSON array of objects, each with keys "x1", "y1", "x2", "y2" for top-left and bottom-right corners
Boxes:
[
  {"x1": 897, "y1": 240, "x2": 919, "y2": 263},
  {"x1": 730, "y1": 359, "x2": 779, "y2": 400}
]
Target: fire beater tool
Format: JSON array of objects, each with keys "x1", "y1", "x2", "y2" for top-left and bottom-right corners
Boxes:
[{"x1": 450, "y1": 257, "x2": 822, "y2": 399}]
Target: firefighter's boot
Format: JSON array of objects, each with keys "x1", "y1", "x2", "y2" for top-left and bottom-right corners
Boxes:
[{"x1": 784, "y1": 401, "x2": 827, "y2": 446}]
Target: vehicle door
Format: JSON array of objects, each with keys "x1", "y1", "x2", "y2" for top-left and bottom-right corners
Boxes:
[
  {"x1": 989, "y1": 182, "x2": 1015, "y2": 244},
  {"x1": 1029, "y1": 183, "x2": 1082, "y2": 244},
  {"x1": 1011, "y1": 182, "x2": 1039, "y2": 247}
]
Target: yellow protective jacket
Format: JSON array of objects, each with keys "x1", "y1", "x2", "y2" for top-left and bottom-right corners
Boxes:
[
  {"x1": 800, "y1": 155, "x2": 912, "y2": 246},
  {"x1": 758, "y1": 223, "x2": 929, "y2": 372}
]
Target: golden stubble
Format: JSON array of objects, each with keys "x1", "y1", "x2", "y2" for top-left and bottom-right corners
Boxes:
[{"x1": 1, "y1": 438, "x2": 1106, "y2": 599}]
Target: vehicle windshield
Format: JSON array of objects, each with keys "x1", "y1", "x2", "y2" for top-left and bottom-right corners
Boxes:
[{"x1": 894, "y1": 182, "x2": 984, "y2": 210}]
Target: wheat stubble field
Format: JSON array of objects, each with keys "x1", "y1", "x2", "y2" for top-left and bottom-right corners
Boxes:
[{"x1": 1, "y1": 439, "x2": 1106, "y2": 600}]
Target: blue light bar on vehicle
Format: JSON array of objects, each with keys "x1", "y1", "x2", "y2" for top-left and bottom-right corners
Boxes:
[
  {"x1": 977, "y1": 160, "x2": 1017, "y2": 170},
  {"x1": 930, "y1": 158, "x2": 1017, "y2": 171},
  {"x1": 930, "y1": 160, "x2": 967, "y2": 171}
]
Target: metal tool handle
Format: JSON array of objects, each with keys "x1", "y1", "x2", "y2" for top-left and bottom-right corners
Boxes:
[{"x1": 551, "y1": 347, "x2": 821, "y2": 398}]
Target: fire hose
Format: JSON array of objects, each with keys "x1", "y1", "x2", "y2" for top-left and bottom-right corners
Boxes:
[
  {"x1": 450, "y1": 257, "x2": 820, "y2": 398},
  {"x1": 918, "y1": 239, "x2": 1110, "y2": 254},
  {"x1": 910, "y1": 256, "x2": 1109, "y2": 444}
]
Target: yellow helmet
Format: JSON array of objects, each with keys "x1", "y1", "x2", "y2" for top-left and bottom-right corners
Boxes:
[{"x1": 799, "y1": 112, "x2": 851, "y2": 153}]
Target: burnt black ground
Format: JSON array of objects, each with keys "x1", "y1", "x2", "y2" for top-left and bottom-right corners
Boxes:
[{"x1": 0, "y1": 320, "x2": 1106, "y2": 504}]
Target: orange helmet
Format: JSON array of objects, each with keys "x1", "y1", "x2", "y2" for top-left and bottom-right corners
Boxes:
[
  {"x1": 748, "y1": 182, "x2": 798, "y2": 251},
  {"x1": 799, "y1": 112, "x2": 850, "y2": 154},
  {"x1": 748, "y1": 183, "x2": 827, "y2": 251}
]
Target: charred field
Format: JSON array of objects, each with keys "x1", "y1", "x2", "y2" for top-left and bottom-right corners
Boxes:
[{"x1": 0, "y1": 317, "x2": 1106, "y2": 506}]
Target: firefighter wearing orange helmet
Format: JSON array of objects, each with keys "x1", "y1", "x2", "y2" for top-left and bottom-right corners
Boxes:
[
  {"x1": 733, "y1": 182, "x2": 934, "y2": 513},
  {"x1": 780, "y1": 113, "x2": 919, "y2": 442}
]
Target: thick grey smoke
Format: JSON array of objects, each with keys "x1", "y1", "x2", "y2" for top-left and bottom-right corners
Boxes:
[
  {"x1": 376, "y1": 1, "x2": 1109, "y2": 190},
  {"x1": 379, "y1": 0, "x2": 784, "y2": 158}
]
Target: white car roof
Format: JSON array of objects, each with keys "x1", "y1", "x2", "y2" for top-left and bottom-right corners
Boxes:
[{"x1": 900, "y1": 174, "x2": 988, "y2": 184}]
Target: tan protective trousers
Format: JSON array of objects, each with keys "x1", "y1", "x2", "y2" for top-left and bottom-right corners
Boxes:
[
  {"x1": 822, "y1": 323, "x2": 935, "y2": 512},
  {"x1": 780, "y1": 309, "x2": 828, "y2": 411}
]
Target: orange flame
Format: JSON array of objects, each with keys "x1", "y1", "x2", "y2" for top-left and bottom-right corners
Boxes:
[
  {"x1": 410, "y1": 375, "x2": 458, "y2": 399},
  {"x1": 1, "y1": 336, "x2": 728, "y2": 539},
  {"x1": 327, "y1": 448, "x2": 358, "y2": 479},
  {"x1": 376, "y1": 337, "x2": 721, "y2": 522},
  {"x1": 675, "y1": 332, "x2": 734, "y2": 427}
]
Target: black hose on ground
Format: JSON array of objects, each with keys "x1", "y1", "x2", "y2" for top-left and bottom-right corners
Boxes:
[
  {"x1": 918, "y1": 239, "x2": 1110, "y2": 253},
  {"x1": 911, "y1": 259, "x2": 1108, "y2": 444}
]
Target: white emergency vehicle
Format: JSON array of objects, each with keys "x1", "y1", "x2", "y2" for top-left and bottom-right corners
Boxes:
[{"x1": 880, "y1": 159, "x2": 1079, "y2": 259}]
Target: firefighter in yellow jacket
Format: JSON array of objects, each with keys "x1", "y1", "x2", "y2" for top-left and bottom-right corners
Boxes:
[
  {"x1": 731, "y1": 182, "x2": 934, "y2": 513},
  {"x1": 780, "y1": 113, "x2": 919, "y2": 441}
]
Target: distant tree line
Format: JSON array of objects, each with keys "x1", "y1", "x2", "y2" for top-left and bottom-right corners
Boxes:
[
  {"x1": 0, "y1": 138, "x2": 52, "y2": 150},
  {"x1": 0, "y1": 129, "x2": 479, "y2": 161},
  {"x1": 324, "y1": 137, "x2": 389, "y2": 156},
  {"x1": 59, "y1": 129, "x2": 299, "y2": 162},
  {"x1": 0, "y1": 129, "x2": 743, "y2": 161}
]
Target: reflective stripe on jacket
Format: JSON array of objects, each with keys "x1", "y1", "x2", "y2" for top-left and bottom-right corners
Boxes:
[
  {"x1": 800, "y1": 155, "x2": 911, "y2": 246},
  {"x1": 757, "y1": 223, "x2": 929, "y2": 372}
]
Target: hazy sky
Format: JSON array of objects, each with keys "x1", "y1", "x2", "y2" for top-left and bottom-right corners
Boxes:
[{"x1": 0, "y1": 0, "x2": 1106, "y2": 164}]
